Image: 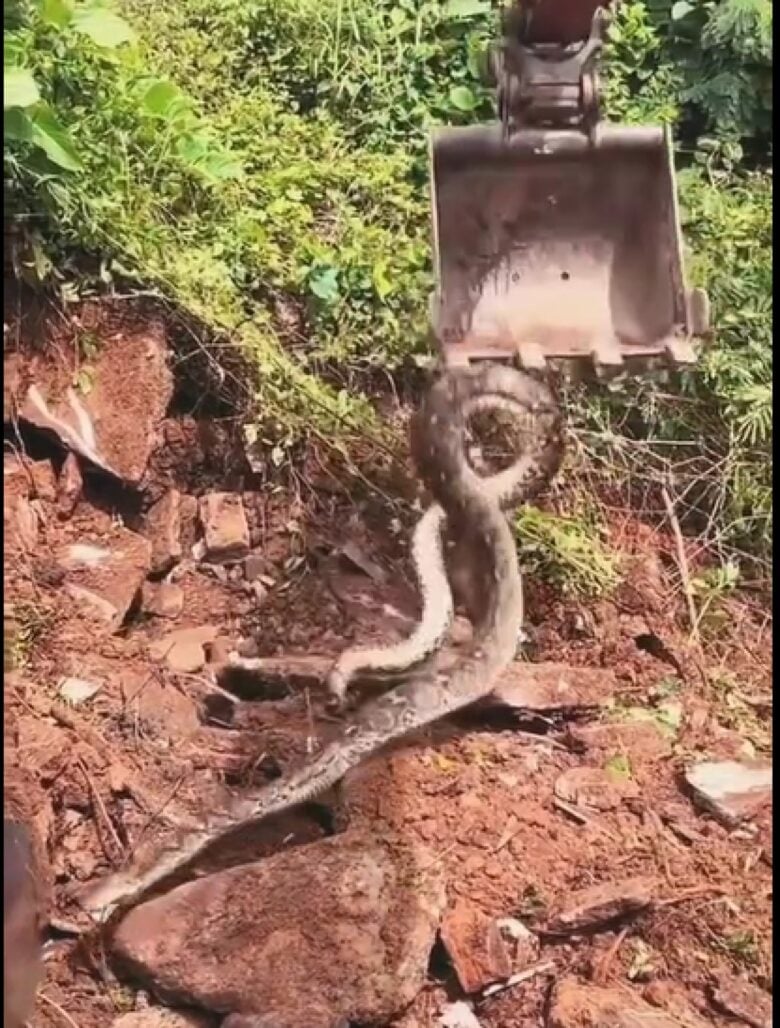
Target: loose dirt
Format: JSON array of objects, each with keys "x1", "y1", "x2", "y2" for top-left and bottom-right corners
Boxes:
[{"x1": 3, "y1": 297, "x2": 772, "y2": 1028}]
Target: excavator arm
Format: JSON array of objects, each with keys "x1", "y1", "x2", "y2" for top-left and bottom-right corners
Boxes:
[{"x1": 428, "y1": 0, "x2": 710, "y2": 377}]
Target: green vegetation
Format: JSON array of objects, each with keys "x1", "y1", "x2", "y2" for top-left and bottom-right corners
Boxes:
[
  {"x1": 4, "y1": 0, "x2": 772, "y2": 562},
  {"x1": 515, "y1": 505, "x2": 621, "y2": 598}
]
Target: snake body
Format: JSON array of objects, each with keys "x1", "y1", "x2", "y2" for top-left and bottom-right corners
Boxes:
[{"x1": 82, "y1": 364, "x2": 563, "y2": 921}]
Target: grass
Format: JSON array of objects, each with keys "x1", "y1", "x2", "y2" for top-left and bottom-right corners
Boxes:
[{"x1": 3, "y1": 0, "x2": 773, "y2": 579}]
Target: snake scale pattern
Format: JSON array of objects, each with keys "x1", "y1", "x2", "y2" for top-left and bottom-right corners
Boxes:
[{"x1": 83, "y1": 364, "x2": 563, "y2": 921}]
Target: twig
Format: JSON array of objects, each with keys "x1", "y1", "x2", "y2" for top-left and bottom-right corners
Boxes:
[
  {"x1": 38, "y1": 991, "x2": 82, "y2": 1028},
  {"x1": 76, "y1": 757, "x2": 125, "y2": 862},
  {"x1": 481, "y1": 960, "x2": 556, "y2": 999},
  {"x1": 130, "y1": 772, "x2": 188, "y2": 852},
  {"x1": 661, "y1": 484, "x2": 699, "y2": 642},
  {"x1": 592, "y1": 926, "x2": 629, "y2": 984},
  {"x1": 552, "y1": 796, "x2": 590, "y2": 824}
]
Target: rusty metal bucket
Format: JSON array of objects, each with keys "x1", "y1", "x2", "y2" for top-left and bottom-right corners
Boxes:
[{"x1": 428, "y1": 122, "x2": 708, "y2": 374}]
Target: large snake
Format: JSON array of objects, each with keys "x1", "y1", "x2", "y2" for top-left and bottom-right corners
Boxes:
[{"x1": 82, "y1": 364, "x2": 563, "y2": 921}]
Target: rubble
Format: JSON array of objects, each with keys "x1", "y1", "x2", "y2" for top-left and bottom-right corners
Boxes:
[
  {"x1": 685, "y1": 760, "x2": 772, "y2": 827},
  {"x1": 440, "y1": 901, "x2": 513, "y2": 993}
]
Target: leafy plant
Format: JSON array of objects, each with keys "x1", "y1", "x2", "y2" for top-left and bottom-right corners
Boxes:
[
  {"x1": 2, "y1": 0, "x2": 773, "y2": 567},
  {"x1": 515, "y1": 506, "x2": 621, "y2": 598}
]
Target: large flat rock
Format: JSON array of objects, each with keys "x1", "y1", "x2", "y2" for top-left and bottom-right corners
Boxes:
[
  {"x1": 6, "y1": 314, "x2": 172, "y2": 483},
  {"x1": 112, "y1": 832, "x2": 445, "y2": 1027}
]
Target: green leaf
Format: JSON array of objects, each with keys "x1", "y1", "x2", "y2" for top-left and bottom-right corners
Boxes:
[
  {"x1": 142, "y1": 79, "x2": 189, "y2": 121},
  {"x1": 372, "y1": 263, "x2": 393, "y2": 301},
  {"x1": 4, "y1": 67, "x2": 40, "y2": 109},
  {"x1": 443, "y1": 0, "x2": 491, "y2": 18},
  {"x1": 4, "y1": 107, "x2": 34, "y2": 142},
  {"x1": 72, "y1": 6, "x2": 134, "y2": 47},
  {"x1": 448, "y1": 84, "x2": 479, "y2": 112},
  {"x1": 308, "y1": 267, "x2": 340, "y2": 303},
  {"x1": 29, "y1": 106, "x2": 82, "y2": 170},
  {"x1": 39, "y1": 0, "x2": 73, "y2": 28}
]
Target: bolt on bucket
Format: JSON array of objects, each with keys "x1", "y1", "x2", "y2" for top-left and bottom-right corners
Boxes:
[{"x1": 428, "y1": 121, "x2": 708, "y2": 374}]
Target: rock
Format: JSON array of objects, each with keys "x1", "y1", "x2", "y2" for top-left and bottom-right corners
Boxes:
[
  {"x1": 486, "y1": 663, "x2": 617, "y2": 713},
  {"x1": 439, "y1": 1001, "x2": 482, "y2": 1028},
  {"x1": 149, "y1": 626, "x2": 218, "y2": 674},
  {"x1": 565, "y1": 721, "x2": 673, "y2": 762},
  {"x1": 710, "y1": 972, "x2": 772, "y2": 1028},
  {"x1": 549, "y1": 978, "x2": 687, "y2": 1028},
  {"x1": 685, "y1": 760, "x2": 772, "y2": 828},
  {"x1": 11, "y1": 317, "x2": 172, "y2": 483},
  {"x1": 642, "y1": 980, "x2": 712, "y2": 1027},
  {"x1": 179, "y1": 494, "x2": 201, "y2": 556},
  {"x1": 110, "y1": 1011, "x2": 211, "y2": 1028},
  {"x1": 545, "y1": 877, "x2": 655, "y2": 935},
  {"x1": 3, "y1": 819, "x2": 44, "y2": 1028},
  {"x1": 112, "y1": 833, "x2": 445, "y2": 1027},
  {"x1": 142, "y1": 582, "x2": 185, "y2": 620},
  {"x1": 198, "y1": 493, "x2": 249, "y2": 563},
  {"x1": 58, "y1": 676, "x2": 102, "y2": 706},
  {"x1": 4, "y1": 493, "x2": 39, "y2": 552},
  {"x1": 56, "y1": 452, "x2": 83, "y2": 518},
  {"x1": 119, "y1": 670, "x2": 201, "y2": 739},
  {"x1": 495, "y1": 917, "x2": 540, "y2": 968},
  {"x1": 4, "y1": 454, "x2": 57, "y2": 503},
  {"x1": 242, "y1": 553, "x2": 268, "y2": 583},
  {"x1": 440, "y1": 902, "x2": 513, "y2": 993},
  {"x1": 554, "y1": 767, "x2": 640, "y2": 812},
  {"x1": 205, "y1": 636, "x2": 237, "y2": 666},
  {"x1": 14, "y1": 716, "x2": 69, "y2": 777},
  {"x1": 58, "y1": 529, "x2": 151, "y2": 632},
  {"x1": 145, "y1": 490, "x2": 183, "y2": 575}
]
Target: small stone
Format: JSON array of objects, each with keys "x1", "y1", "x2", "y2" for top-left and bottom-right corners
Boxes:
[
  {"x1": 495, "y1": 917, "x2": 540, "y2": 967},
  {"x1": 144, "y1": 490, "x2": 183, "y2": 576},
  {"x1": 685, "y1": 760, "x2": 772, "y2": 827},
  {"x1": 58, "y1": 677, "x2": 102, "y2": 706},
  {"x1": 440, "y1": 902, "x2": 513, "y2": 993},
  {"x1": 56, "y1": 453, "x2": 83, "y2": 519},
  {"x1": 206, "y1": 636, "x2": 237, "y2": 665},
  {"x1": 149, "y1": 626, "x2": 218, "y2": 674},
  {"x1": 236, "y1": 636, "x2": 260, "y2": 659},
  {"x1": 711, "y1": 972, "x2": 772, "y2": 1028},
  {"x1": 545, "y1": 877, "x2": 655, "y2": 935},
  {"x1": 58, "y1": 528, "x2": 151, "y2": 632},
  {"x1": 142, "y1": 582, "x2": 185, "y2": 620},
  {"x1": 549, "y1": 978, "x2": 685, "y2": 1028},
  {"x1": 486, "y1": 663, "x2": 617, "y2": 713},
  {"x1": 439, "y1": 1001, "x2": 482, "y2": 1028},
  {"x1": 199, "y1": 492, "x2": 249, "y2": 563},
  {"x1": 243, "y1": 553, "x2": 268, "y2": 582},
  {"x1": 554, "y1": 767, "x2": 640, "y2": 812}
]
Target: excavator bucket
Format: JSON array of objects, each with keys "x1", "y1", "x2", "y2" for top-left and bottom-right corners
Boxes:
[
  {"x1": 429, "y1": 123, "x2": 706, "y2": 375},
  {"x1": 427, "y1": 1, "x2": 709, "y2": 375}
]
